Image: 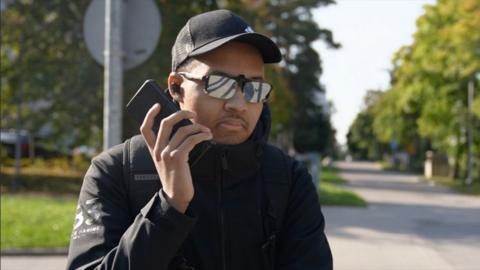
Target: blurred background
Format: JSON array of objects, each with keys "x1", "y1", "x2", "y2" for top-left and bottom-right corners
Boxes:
[{"x1": 1, "y1": 0, "x2": 479, "y2": 269}]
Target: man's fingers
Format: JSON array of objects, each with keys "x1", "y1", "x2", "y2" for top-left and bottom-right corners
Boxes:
[
  {"x1": 168, "y1": 124, "x2": 210, "y2": 149},
  {"x1": 173, "y1": 131, "x2": 213, "y2": 157},
  {"x1": 155, "y1": 110, "x2": 197, "y2": 150},
  {"x1": 140, "y1": 103, "x2": 161, "y2": 150}
]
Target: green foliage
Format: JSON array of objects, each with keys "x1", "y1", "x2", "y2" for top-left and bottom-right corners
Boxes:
[
  {"x1": 1, "y1": 1, "x2": 338, "y2": 156},
  {"x1": 347, "y1": 90, "x2": 387, "y2": 160},
  {"x1": 349, "y1": 0, "x2": 480, "y2": 180},
  {"x1": 1, "y1": 1, "x2": 219, "y2": 151},
  {"x1": 473, "y1": 96, "x2": 480, "y2": 118},
  {"x1": 1, "y1": 195, "x2": 77, "y2": 249},
  {"x1": 1, "y1": 1, "x2": 103, "y2": 151},
  {"x1": 1, "y1": 158, "x2": 85, "y2": 194},
  {"x1": 264, "y1": 65, "x2": 295, "y2": 139}
]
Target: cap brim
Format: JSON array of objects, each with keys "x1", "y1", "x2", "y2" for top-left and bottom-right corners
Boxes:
[{"x1": 189, "y1": 32, "x2": 282, "y2": 64}]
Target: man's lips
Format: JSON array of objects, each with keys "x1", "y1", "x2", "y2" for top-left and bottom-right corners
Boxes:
[{"x1": 217, "y1": 118, "x2": 247, "y2": 130}]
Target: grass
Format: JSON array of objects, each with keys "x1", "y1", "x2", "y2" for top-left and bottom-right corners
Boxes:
[
  {"x1": 0, "y1": 158, "x2": 84, "y2": 250},
  {"x1": 320, "y1": 166, "x2": 347, "y2": 184},
  {"x1": 426, "y1": 176, "x2": 480, "y2": 196},
  {"x1": 1, "y1": 194, "x2": 77, "y2": 250},
  {"x1": 0, "y1": 157, "x2": 367, "y2": 250},
  {"x1": 318, "y1": 166, "x2": 367, "y2": 207}
]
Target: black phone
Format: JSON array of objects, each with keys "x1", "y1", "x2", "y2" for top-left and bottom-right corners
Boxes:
[
  {"x1": 126, "y1": 79, "x2": 212, "y2": 166},
  {"x1": 126, "y1": 79, "x2": 191, "y2": 135}
]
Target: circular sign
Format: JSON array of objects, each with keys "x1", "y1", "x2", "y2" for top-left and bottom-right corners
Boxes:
[{"x1": 83, "y1": 0, "x2": 161, "y2": 70}]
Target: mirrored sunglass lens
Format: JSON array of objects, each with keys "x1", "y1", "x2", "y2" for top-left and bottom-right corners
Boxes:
[
  {"x1": 243, "y1": 83, "x2": 255, "y2": 101},
  {"x1": 206, "y1": 75, "x2": 237, "y2": 99},
  {"x1": 244, "y1": 82, "x2": 271, "y2": 103}
]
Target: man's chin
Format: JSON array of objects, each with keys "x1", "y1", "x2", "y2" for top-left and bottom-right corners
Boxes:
[{"x1": 212, "y1": 133, "x2": 249, "y2": 145}]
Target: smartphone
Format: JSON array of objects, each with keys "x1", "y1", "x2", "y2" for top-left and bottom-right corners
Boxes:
[
  {"x1": 126, "y1": 79, "x2": 212, "y2": 165},
  {"x1": 126, "y1": 79, "x2": 191, "y2": 135}
]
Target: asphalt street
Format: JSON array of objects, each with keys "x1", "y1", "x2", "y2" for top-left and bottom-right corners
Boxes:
[
  {"x1": 323, "y1": 161, "x2": 480, "y2": 270},
  {"x1": 2, "y1": 161, "x2": 479, "y2": 270}
]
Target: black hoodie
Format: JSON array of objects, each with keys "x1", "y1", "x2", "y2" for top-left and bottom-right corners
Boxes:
[{"x1": 66, "y1": 105, "x2": 333, "y2": 270}]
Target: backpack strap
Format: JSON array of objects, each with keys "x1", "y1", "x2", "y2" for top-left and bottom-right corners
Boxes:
[
  {"x1": 122, "y1": 137, "x2": 132, "y2": 189},
  {"x1": 123, "y1": 135, "x2": 158, "y2": 185},
  {"x1": 260, "y1": 145, "x2": 292, "y2": 269},
  {"x1": 261, "y1": 145, "x2": 292, "y2": 235},
  {"x1": 123, "y1": 135, "x2": 192, "y2": 270}
]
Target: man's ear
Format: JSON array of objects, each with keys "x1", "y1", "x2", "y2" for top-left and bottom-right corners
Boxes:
[{"x1": 167, "y1": 72, "x2": 184, "y2": 103}]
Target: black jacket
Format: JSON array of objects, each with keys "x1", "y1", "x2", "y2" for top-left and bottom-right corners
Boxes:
[{"x1": 66, "y1": 106, "x2": 332, "y2": 270}]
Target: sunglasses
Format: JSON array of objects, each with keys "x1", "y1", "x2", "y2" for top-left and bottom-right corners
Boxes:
[{"x1": 177, "y1": 72, "x2": 272, "y2": 103}]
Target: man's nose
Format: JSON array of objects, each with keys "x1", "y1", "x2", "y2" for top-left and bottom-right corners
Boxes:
[{"x1": 224, "y1": 86, "x2": 247, "y2": 112}]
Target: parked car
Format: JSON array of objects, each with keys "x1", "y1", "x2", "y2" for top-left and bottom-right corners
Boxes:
[{"x1": 0, "y1": 129, "x2": 31, "y2": 158}]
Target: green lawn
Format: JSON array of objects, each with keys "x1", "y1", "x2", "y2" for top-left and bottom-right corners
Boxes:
[
  {"x1": 318, "y1": 166, "x2": 367, "y2": 207},
  {"x1": 426, "y1": 176, "x2": 480, "y2": 196},
  {"x1": 0, "y1": 159, "x2": 366, "y2": 250},
  {"x1": 320, "y1": 166, "x2": 347, "y2": 184},
  {"x1": 1, "y1": 194, "x2": 77, "y2": 250}
]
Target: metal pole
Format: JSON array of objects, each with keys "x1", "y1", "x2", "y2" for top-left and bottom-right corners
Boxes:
[
  {"x1": 103, "y1": 0, "x2": 123, "y2": 150},
  {"x1": 466, "y1": 80, "x2": 474, "y2": 185},
  {"x1": 13, "y1": 87, "x2": 22, "y2": 191},
  {"x1": 13, "y1": 35, "x2": 24, "y2": 191}
]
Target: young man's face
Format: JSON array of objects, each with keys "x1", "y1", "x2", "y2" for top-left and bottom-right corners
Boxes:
[{"x1": 171, "y1": 42, "x2": 265, "y2": 145}]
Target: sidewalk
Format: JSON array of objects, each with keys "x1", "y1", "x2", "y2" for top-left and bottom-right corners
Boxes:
[
  {"x1": 323, "y1": 161, "x2": 480, "y2": 270},
  {"x1": 1, "y1": 255, "x2": 67, "y2": 270}
]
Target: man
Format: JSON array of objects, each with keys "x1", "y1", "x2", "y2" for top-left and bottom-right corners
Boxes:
[{"x1": 66, "y1": 9, "x2": 332, "y2": 270}]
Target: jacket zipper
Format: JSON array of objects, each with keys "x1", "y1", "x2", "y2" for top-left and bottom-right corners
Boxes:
[{"x1": 219, "y1": 150, "x2": 228, "y2": 270}]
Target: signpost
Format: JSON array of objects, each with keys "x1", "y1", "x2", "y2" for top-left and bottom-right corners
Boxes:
[{"x1": 83, "y1": 0, "x2": 161, "y2": 149}]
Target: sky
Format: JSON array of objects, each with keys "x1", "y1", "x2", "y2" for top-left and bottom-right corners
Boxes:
[{"x1": 312, "y1": 0, "x2": 436, "y2": 145}]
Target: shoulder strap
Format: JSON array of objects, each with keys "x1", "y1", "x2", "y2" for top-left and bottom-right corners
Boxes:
[
  {"x1": 124, "y1": 137, "x2": 293, "y2": 232},
  {"x1": 122, "y1": 135, "x2": 158, "y2": 187},
  {"x1": 122, "y1": 137, "x2": 131, "y2": 188},
  {"x1": 261, "y1": 145, "x2": 292, "y2": 236},
  {"x1": 123, "y1": 136, "x2": 193, "y2": 269}
]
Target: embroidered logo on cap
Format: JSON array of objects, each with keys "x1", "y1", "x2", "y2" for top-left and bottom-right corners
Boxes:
[{"x1": 245, "y1": 26, "x2": 254, "y2": 33}]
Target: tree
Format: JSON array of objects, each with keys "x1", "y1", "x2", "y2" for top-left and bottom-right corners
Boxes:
[
  {"x1": 367, "y1": 0, "x2": 480, "y2": 178},
  {"x1": 347, "y1": 90, "x2": 385, "y2": 160},
  {"x1": 397, "y1": 0, "x2": 478, "y2": 178},
  {"x1": 1, "y1": 1, "x2": 217, "y2": 152},
  {"x1": 2, "y1": 1, "x2": 339, "y2": 157},
  {"x1": 1, "y1": 1, "x2": 103, "y2": 151}
]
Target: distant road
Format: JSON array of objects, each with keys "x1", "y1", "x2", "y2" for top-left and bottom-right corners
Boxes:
[
  {"x1": 323, "y1": 161, "x2": 480, "y2": 270},
  {"x1": 1, "y1": 255, "x2": 67, "y2": 270}
]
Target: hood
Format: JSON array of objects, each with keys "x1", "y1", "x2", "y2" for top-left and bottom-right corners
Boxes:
[
  {"x1": 189, "y1": 104, "x2": 272, "y2": 183},
  {"x1": 249, "y1": 103, "x2": 272, "y2": 145}
]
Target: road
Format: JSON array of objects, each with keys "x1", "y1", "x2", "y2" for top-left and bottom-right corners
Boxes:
[
  {"x1": 323, "y1": 161, "x2": 480, "y2": 270},
  {"x1": 1, "y1": 255, "x2": 67, "y2": 270},
  {"x1": 2, "y1": 161, "x2": 479, "y2": 270}
]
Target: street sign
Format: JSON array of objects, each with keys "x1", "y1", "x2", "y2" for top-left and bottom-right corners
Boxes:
[{"x1": 83, "y1": 0, "x2": 161, "y2": 70}]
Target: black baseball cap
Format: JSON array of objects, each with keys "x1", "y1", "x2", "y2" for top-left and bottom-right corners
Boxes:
[{"x1": 171, "y1": 9, "x2": 282, "y2": 71}]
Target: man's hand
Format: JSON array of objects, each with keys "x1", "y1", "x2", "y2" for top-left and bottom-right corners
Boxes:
[{"x1": 140, "y1": 104, "x2": 212, "y2": 213}]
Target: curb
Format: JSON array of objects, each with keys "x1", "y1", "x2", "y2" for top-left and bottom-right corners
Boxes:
[{"x1": 1, "y1": 248, "x2": 68, "y2": 256}]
